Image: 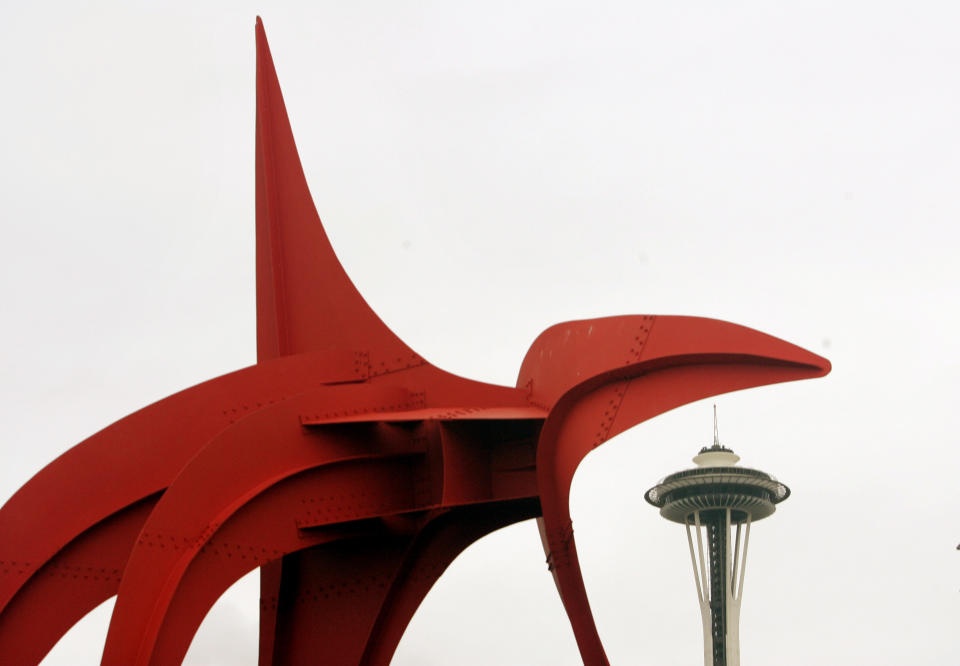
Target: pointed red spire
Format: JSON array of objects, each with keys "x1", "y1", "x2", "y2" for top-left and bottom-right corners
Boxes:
[{"x1": 255, "y1": 19, "x2": 418, "y2": 365}]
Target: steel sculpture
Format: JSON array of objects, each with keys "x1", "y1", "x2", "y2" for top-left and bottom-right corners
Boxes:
[{"x1": 0, "y1": 18, "x2": 830, "y2": 666}]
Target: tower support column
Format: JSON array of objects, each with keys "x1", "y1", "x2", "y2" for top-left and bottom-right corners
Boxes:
[{"x1": 685, "y1": 508, "x2": 752, "y2": 666}]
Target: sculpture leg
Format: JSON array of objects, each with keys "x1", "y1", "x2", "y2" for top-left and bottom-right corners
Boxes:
[
  {"x1": 266, "y1": 536, "x2": 413, "y2": 666},
  {"x1": 537, "y1": 382, "x2": 629, "y2": 666},
  {"x1": 358, "y1": 500, "x2": 541, "y2": 666},
  {"x1": 103, "y1": 460, "x2": 406, "y2": 665},
  {"x1": 0, "y1": 496, "x2": 157, "y2": 666},
  {"x1": 263, "y1": 501, "x2": 539, "y2": 666},
  {"x1": 258, "y1": 559, "x2": 283, "y2": 666}
]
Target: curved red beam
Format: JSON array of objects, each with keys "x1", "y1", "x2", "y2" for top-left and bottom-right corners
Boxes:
[
  {"x1": 519, "y1": 315, "x2": 830, "y2": 664},
  {"x1": 0, "y1": 351, "x2": 402, "y2": 615},
  {"x1": 0, "y1": 17, "x2": 831, "y2": 666}
]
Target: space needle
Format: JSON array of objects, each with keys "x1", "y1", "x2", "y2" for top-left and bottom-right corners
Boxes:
[{"x1": 645, "y1": 409, "x2": 790, "y2": 666}]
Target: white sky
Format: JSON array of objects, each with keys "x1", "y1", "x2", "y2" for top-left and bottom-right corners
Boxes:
[{"x1": 1, "y1": 2, "x2": 957, "y2": 664}]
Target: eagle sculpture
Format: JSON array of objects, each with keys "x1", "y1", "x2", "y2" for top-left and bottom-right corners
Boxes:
[{"x1": 0, "y1": 18, "x2": 830, "y2": 666}]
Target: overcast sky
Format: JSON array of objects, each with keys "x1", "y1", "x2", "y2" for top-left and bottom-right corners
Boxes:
[{"x1": 1, "y1": 2, "x2": 957, "y2": 664}]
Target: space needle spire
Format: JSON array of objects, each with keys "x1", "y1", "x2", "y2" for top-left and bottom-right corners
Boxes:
[{"x1": 645, "y1": 408, "x2": 790, "y2": 665}]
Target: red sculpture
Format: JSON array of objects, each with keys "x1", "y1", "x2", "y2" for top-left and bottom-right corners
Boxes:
[{"x1": 0, "y1": 18, "x2": 830, "y2": 666}]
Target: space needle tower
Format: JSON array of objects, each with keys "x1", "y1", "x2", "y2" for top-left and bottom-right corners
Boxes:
[{"x1": 645, "y1": 409, "x2": 790, "y2": 666}]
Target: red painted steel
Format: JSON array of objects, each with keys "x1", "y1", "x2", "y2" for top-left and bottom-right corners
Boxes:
[{"x1": 0, "y1": 17, "x2": 831, "y2": 666}]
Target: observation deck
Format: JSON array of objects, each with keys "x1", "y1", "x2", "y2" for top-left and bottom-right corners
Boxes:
[{"x1": 644, "y1": 458, "x2": 789, "y2": 524}]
